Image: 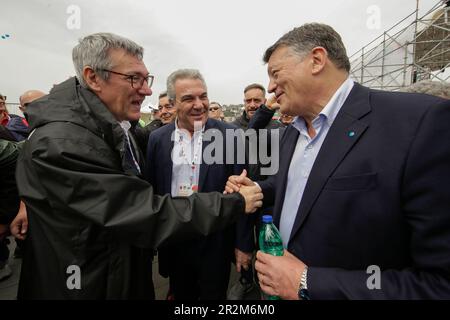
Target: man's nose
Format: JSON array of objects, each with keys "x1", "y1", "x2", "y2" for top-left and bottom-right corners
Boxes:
[
  {"x1": 139, "y1": 86, "x2": 152, "y2": 96},
  {"x1": 193, "y1": 97, "x2": 204, "y2": 109},
  {"x1": 249, "y1": 100, "x2": 258, "y2": 107},
  {"x1": 268, "y1": 79, "x2": 276, "y2": 94}
]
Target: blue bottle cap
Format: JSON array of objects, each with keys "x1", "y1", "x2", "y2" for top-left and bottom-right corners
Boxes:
[{"x1": 262, "y1": 215, "x2": 273, "y2": 223}]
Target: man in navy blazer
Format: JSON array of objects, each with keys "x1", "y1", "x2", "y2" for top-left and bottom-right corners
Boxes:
[
  {"x1": 146, "y1": 69, "x2": 256, "y2": 299},
  {"x1": 226, "y1": 23, "x2": 450, "y2": 299}
]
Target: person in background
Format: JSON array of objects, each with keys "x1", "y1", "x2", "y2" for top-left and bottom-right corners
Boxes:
[
  {"x1": 0, "y1": 94, "x2": 29, "y2": 141},
  {"x1": 278, "y1": 113, "x2": 294, "y2": 126},
  {"x1": 134, "y1": 91, "x2": 177, "y2": 155},
  {"x1": 402, "y1": 79, "x2": 450, "y2": 99},
  {"x1": 19, "y1": 90, "x2": 46, "y2": 114},
  {"x1": 208, "y1": 101, "x2": 224, "y2": 121},
  {"x1": 232, "y1": 83, "x2": 279, "y2": 130},
  {"x1": 146, "y1": 69, "x2": 254, "y2": 300}
]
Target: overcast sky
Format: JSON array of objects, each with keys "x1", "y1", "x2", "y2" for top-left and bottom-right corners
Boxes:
[{"x1": 0, "y1": 0, "x2": 441, "y2": 107}]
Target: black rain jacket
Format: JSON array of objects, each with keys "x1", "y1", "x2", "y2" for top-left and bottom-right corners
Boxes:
[{"x1": 16, "y1": 77, "x2": 244, "y2": 299}]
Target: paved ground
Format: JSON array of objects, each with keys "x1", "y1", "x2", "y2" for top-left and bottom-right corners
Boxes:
[
  {"x1": 0, "y1": 237, "x2": 21, "y2": 300},
  {"x1": 0, "y1": 237, "x2": 260, "y2": 300}
]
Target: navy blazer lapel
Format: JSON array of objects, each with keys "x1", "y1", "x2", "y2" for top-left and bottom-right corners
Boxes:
[
  {"x1": 273, "y1": 126, "x2": 300, "y2": 227},
  {"x1": 163, "y1": 123, "x2": 175, "y2": 194},
  {"x1": 288, "y1": 83, "x2": 371, "y2": 244}
]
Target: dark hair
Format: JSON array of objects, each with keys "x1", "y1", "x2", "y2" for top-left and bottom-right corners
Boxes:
[
  {"x1": 158, "y1": 91, "x2": 168, "y2": 99},
  {"x1": 263, "y1": 23, "x2": 350, "y2": 72},
  {"x1": 244, "y1": 83, "x2": 266, "y2": 95}
]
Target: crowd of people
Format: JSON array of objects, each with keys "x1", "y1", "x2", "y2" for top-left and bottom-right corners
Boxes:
[{"x1": 1, "y1": 22, "x2": 450, "y2": 300}]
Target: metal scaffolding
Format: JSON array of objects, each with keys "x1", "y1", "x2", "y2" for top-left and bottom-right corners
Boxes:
[{"x1": 350, "y1": 0, "x2": 450, "y2": 90}]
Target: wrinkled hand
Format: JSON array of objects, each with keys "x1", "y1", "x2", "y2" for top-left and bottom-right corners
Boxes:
[
  {"x1": 266, "y1": 95, "x2": 280, "y2": 110},
  {"x1": 10, "y1": 201, "x2": 28, "y2": 240},
  {"x1": 224, "y1": 169, "x2": 255, "y2": 194},
  {"x1": 239, "y1": 184, "x2": 263, "y2": 214},
  {"x1": 255, "y1": 250, "x2": 306, "y2": 300},
  {"x1": 235, "y1": 248, "x2": 253, "y2": 273}
]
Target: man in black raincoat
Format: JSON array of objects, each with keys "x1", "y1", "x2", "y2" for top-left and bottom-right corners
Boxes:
[{"x1": 15, "y1": 33, "x2": 262, "y2": 299}]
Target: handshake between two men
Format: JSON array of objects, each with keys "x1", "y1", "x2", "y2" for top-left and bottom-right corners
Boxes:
[
  {"x1": 223, "y1": 169, "x2": 263, "y2": 199},
  {"x1": 225, "y1": 169, "x2": 262, "y2": 213}
]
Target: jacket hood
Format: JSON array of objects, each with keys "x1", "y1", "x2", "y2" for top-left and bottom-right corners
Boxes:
[
  {"x1": 27, "y1": 77, "x2": 118, "y2": 133},
  {"x1": 26, "y1": 77, "x2": 126, "y2": 152}
]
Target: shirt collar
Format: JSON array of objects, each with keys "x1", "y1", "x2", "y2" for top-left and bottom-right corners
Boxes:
[
  {"x1": 119, "y1": 120, "x2": 131, "y2": 133},
  {"x1": 175, "y1": 117, "x2": 206, "y2": 136}
]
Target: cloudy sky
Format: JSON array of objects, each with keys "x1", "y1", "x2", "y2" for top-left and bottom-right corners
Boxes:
[{"x1": 0, "y1": 0, "x2": 441, "y2": 107}]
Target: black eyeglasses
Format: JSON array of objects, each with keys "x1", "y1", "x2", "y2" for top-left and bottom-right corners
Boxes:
[
  {"x1": 101, "y1": 69, "x2": 154, "y2": 89},
  {"x1": 209, "y1": 107, "x2": 219, "y2": 111}
]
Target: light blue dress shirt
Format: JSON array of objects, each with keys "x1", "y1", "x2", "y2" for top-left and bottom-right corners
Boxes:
[{"x1": 279, "y1": 78, "x2": 354, "y2": 248}]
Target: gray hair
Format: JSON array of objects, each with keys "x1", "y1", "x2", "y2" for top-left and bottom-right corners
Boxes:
[
  {"x1": 263, "y1": 23, "x2": 351, "y2": 72},
  {"x1": 166, "y1": 69, "x2": 207, "y2": 101},
  {"x1": 402, "y1": 80, "x2": 450, "y2": 99},
  {"x1": 72, "y1": 32, "x2": 144, "y2": 88},
  {"x1": 210, "y1": 101, "x2": 222, "y2": 108}
]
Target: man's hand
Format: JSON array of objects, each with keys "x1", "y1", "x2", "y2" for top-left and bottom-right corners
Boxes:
[
  {"x1": 235, "y1": 248, "x2": 253, "y2": 273},
  {"x1": 10, "y1": 201, "x2": 28, "y2": 240},
  {"x1": 224, "y1": 169, "x2": 255, "y2": 194},
  {"x1": 239, "y1": 184, "x2": 263, "y2": 214},
  {"x1": 255, "y1": 249, "x2": 306, "y2": 300},
  {"x1": 266, "y1": 95, "x2": 281, "y2": 110}
]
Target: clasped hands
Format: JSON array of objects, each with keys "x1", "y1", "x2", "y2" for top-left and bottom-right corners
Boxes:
[{"x1": 224, "y1": 169, "x2": 263, "y2": 214}]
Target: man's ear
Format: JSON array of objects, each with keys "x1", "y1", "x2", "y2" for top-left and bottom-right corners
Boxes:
[
  {"x1": 83, "y1": 66, "x2": 102, "y2": 92},
  {"x1": 310, "y1": 47, "x2": 327, "y2": 75}
]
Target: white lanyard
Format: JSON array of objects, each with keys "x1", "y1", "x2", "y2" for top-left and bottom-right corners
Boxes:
[{"x1": 176, "y1": 129, "x2": 203, "y2": 192}]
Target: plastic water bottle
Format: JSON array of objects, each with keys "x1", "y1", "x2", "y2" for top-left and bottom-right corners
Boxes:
[{"x1": 258, "y1": 215, "x2": 284, "y2": 300}]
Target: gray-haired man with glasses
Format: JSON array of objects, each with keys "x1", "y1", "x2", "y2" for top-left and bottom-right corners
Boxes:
[{"x1": 15, "y1": 32, "x2": 262, "y2": 299}]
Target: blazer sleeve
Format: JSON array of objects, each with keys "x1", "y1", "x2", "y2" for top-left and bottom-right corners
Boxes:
[
  {"x1": 248, "y1": 105, "x2": 275, "y2": 130},
  {"x1": 308, "y1": 100, "x2": 450, "y2": 299},
  {"x1": 257, "y1": 173, "x2": 277, "y2": 209},
  {"x1": 234, "y1": 159, "x2": 256, "y2": 252}
]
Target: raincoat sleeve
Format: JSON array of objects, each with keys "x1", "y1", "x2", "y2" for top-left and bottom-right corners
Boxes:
[{"x1": 16, "y1": 125, "x2": 245, "y2": 249}]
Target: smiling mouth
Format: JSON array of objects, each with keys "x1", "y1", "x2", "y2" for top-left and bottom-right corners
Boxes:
[
  {"x1": 275, "y1": 93, "x2": 284, "y2": 103},
  {"x1": 190, "y1": 112, "x2": 205, "y2": 117}
]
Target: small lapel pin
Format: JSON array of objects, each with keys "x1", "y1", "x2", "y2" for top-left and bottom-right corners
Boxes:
[{"x1": 348, "y1": 131, "x2": 356, "y2": 137}]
